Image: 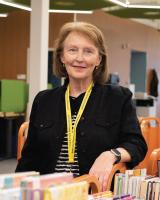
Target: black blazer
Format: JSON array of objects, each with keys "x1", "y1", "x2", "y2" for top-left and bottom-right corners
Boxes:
[{"x1": 16, "y1": 83, "x2": 147, "y2": 175}]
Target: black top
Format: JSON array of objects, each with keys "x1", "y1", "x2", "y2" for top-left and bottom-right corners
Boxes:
[
  {"x1": 54, "y1": 93, "x2": 85, "y2": 176},
  {"x1": 16, "y1": 83, "x2": 147, "y2": 175}
]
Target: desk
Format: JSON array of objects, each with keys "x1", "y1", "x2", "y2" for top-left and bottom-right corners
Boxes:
[
  {"x1": 134, "y1": 98, "x2": 156, "y2": 117},
  {"x1": 0, "y1": 112, "x2": 25, "y2": 159}
]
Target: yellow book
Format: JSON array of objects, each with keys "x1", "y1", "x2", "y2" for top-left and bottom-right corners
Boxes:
[
  {"x1": 133, "y1": 169, "x2": 141, "y2": 176},
  {"x1": 44, "y1": 181, "x2": 88, "y2": 200},
  {"x1": 93, "y1": 191, "x2": 113, "y2": 198}
]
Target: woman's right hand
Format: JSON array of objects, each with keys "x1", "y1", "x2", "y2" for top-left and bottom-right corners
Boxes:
[{"x1": 89, "y1": 151, "x2": 116, "y2": 191}]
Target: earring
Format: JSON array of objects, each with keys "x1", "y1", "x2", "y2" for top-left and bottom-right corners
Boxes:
[{"x1": 62, "y1": 63, "x2": 65, "y2": 68}]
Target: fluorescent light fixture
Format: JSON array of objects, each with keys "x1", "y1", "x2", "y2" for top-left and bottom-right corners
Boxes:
[
  {"x1": 0, "y1": 13, "x2": 8, "y2": 17},
  {"x1": 131, "y1": 18, "x2": 160, "y2": 29},
  {"x1": 49, "y1": 9, "x2": 93, "y2": 14},
  {"x1": 107, "y1": 0, "x2": 127, "y2": 7},
  {"x1": 102, "y1": 5, "x2": 123, "y2": 12},
  {"x1": 144, "y1": 11, "x2": 160, "y2": 16},
  {"x1": 128, "y1": 4, "x2": 160, "y2": 9},
  {"x1": 0, "y1": 0, "x2": 93, "y2": 14},
  {"x1": 107, "y1": 0, "x2": 160, "y2": 9},
  {"x1": 0, "y1": 0, "x2": 31, "y2": 11},
  {"x1": 54, "y1": 1, "x2": 75, "y2": 6}
]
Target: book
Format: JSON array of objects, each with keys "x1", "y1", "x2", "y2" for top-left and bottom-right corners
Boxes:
[
  {"x1": 0, "y1": 171, "x2": 39, "y2": 189},
  {"x1": 0, "y1": 187, "x2": 20, "y2": 200},
  {"x1": 124, "y1": 170, "x2": 134, "y2": 195},
  {"x1": 21, "y1": 172, "x2": 73, "y2": 189},
  {"x1": 139, "y1": 176, "x2": 159, "y2": 199},
  {"x1": 21, "y1": 172, "x2": 73, "y2": 200},
  {"x1": 154, "y1": 181, "x2": 160, "y2": 200},
  {"x1": 92, "y1": 191, "x2": 113, "y2": 199},
  {"x1": 113, "y1": 173, "x2": 125, "y2": 195},
  {"x1": 43, "y1": 181, "x2": 88, "y2": 200}
]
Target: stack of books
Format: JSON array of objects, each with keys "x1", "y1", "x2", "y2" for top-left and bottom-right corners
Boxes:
[
  {"x1": 0, "y1": 172, "x2": 89, "y2": 200},
  {"x1": 113, "y1": 168, "x2": 160, "y2": 199},
  {"x1": 0, "y1": 171, "x2": 39, "y2": 199},
  {"x1": 1, "y1": 169, "x2": 159, "y2": 199},
  {"x1": 114, "y1": 168, "x2": 147, "y2": 197},
  {"x1": 0, "y1": 171, "x2": 39, "y2": 189}
]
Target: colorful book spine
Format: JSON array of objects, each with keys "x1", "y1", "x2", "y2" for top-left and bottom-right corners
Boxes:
[
  {"x1": 43, "y1": 181, "x2": 88, "y2": 200},
  {"x1": 21, "y1": 172, "x2": 73, "y2": 189},
  {"x1": 0, "y1": 171, "x2": 39, "y2": 189},
  {"x1": 93, "y1": 191, "x2": 113, "y2": 199},
  {"x1": 21, "y1": 172, "x2": 74, "y2": 200}
]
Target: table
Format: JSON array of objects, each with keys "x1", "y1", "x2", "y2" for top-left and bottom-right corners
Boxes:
[{"x1": 0, "y1": 112, "x2": 25, "y2": 159}]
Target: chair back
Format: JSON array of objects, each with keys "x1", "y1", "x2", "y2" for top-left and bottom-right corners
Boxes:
[
  {"x1": 147, "y1": 147, "x2": 160, "y2": 176},
  {"x1": 73, "y1": 174, "x2": 101, "y2": 193},
  {"x1": 17, "y1": 121, "x2": 29, "y2": 160},
  {"x1": 106, "y1": 163, "x2": 127, "y2": 191},
  {"x1": 137, "y1": 117, "x2": 160, "y2": 170}
]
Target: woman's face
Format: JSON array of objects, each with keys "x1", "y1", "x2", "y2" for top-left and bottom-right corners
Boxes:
[{"x1": 60, "y1": 31, "x2": 101, "y2": 82}]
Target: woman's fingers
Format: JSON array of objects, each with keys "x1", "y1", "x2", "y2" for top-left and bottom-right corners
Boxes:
[{"x1": 89, "y1": 151, "x2": 115, "y2": 191}]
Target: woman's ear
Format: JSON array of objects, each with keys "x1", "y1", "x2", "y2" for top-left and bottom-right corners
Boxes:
[
  {"x1": 60, "y1": 54, "x2": 64, "y2": 64},
  {"x1": 96, "y1": 55, "x2": 102, "y2": 66}
]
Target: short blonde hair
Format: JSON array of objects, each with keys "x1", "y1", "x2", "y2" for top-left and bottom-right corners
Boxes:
[{"x1": 54, "y1": 22, "x2": 108, "y2": 84}]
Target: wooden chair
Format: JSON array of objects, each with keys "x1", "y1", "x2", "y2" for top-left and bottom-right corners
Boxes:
[
  {"x1": 73, "y1": 174, "x2": 101, "y2": 193},
  {"x1": 17, "y1": 121, "x2": 29, "y2": 160},
  {"x1": 137, "y1": 117, "x2": 160, "y2": 170},
  {"x1": 147, "y1": 147, "x2": 160, "y2": 176},
  {"x1": 106, "y1": 162, "x2": 126, "y2": 191},
  {"x1": 17, "y1": 121, "x2": 127, "y2": 192}
]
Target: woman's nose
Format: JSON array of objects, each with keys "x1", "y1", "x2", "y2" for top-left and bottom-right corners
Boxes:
[{"x1": 76, "y1": 51, "x2": 84, "y2": 61}]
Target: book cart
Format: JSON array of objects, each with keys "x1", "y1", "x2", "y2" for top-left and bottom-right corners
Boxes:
[{"x1": 0, "y1": 171, "x2": 138, "y2": 200}]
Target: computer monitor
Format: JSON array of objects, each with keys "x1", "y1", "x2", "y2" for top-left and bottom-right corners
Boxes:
[{"x1": 107, "y1": 73, "x2": 120, "y2": 85}]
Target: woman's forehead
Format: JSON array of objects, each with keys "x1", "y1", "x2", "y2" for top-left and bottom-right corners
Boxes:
[{"x1": 63, "y1": 31, "x2": 98, "y2": 47}]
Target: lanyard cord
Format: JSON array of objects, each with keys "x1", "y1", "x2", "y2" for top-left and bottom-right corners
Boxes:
[{"x1": 65, "y1": 81, "x2": 93, "y2": 163}]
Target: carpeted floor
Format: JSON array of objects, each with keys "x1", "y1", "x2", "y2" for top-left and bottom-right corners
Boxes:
[{"x1": 0, "y1": 159, "x2": 17, "y2": 174}]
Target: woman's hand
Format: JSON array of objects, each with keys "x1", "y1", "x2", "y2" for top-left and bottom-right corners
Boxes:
[{"x1": 89, "y1": 151, "x2": 116, "y2": 191}]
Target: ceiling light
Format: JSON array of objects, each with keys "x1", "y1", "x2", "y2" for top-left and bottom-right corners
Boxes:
[
  {"x1": 144, "y1": 11, "x2": 160, "y2": 16},
  {"x1": 106, "y1": 0, "x2": 160, "y2": 9},
  {"x1": 106, "y1": 0, "x2": 127, "y2": 7},
  {"x1": 0, "y1": 13, "x2": 8, "y2": 17},
  {"x1": 131, "y1": 18, "x2": 160, "y2": 29},
  {"x1": 102, "y1": 6, "x2": 123, "y2": 12},
  {"x1": 54, "y1": 2, "x2": 75, "y2": 6},
  {"x1": 49, "y1": 9, "x2": 93, "y2": 14},
  {"x1": 128, "y1": 4, "x2": 160, "y2": 9},
  {"x1": 0, "y1": 0, "x2": 93, "y2": 14},
  {"x1": 0, "y1": 0, "x2": 31, "y2": 11}
]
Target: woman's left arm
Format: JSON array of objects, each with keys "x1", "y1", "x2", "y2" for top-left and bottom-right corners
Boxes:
[
  {"x1": 89, "y1": 147, "x2": 131, "y2": 191},
  {"x1": 89, "y1": 87, "x2": 147, "y2": 191}
]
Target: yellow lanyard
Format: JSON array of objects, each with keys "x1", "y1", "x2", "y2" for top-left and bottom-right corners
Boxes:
[{"x1": 65, "y1": 81, "x2": 93, "y2": 163}]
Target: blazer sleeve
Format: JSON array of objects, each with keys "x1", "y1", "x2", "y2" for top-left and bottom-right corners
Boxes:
[
  {"x1": 118, "y1": 88, "x2": 148, "y2": 168},
  {"x1": 15, "y1": 91, "x2": 43, "y2": 172}
]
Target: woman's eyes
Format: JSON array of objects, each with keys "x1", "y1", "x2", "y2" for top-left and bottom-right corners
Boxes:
[
  {"x1": 84, "y1": 49, "x2": 93, "y2": 54},
  {"x1": 68, "y1": 48, "x2": 77, "y2": 52},
  {"x1": 67, "y1": 48, "x2": 94, "y2": 54}
]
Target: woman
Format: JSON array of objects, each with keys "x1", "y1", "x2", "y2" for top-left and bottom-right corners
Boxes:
[{"x1": 16, "y1": 22, "x2": 147, "y2": 191}]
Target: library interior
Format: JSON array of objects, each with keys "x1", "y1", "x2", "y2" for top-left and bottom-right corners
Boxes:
[{"x1": 0, "y1": 0, "x2": 160, "y2": 199}]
